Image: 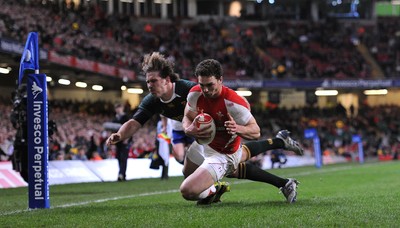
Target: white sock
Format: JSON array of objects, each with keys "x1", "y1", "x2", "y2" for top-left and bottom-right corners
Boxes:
[{"x1": 198, "y1": 184, "x2": 216, "y2": 199}]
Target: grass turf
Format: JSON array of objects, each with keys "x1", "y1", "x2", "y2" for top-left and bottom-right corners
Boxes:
[{"x1": 1, "y1": 161, "x2": 399, "y2": 227}]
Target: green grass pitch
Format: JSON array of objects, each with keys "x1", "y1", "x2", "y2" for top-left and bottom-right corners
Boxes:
[{"x1": 1, "y1": 161, "x2": 399, "y2": 227}]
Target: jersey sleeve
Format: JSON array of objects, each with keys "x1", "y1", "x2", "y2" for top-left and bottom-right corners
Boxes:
[
  {"x1": 132, "y1": 94, "x2": 158, "y2": 125},
  {"x1": 224, "y1": 88, "x2": 253, "y2": 126},
  {"x1": 186, "y1": 85, "x2": 202, "y2": 113}
]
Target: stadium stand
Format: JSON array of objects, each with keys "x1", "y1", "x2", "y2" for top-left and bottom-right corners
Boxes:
[
  {"x1": 1, "y1": 0, "x2": 398, "y2": 80},
  {"x1": 1, "y1": 0, "x2": 399, "y2": 185},
  {"x1": 1, "y1": 97, "x2": 400, "y2": 164}
]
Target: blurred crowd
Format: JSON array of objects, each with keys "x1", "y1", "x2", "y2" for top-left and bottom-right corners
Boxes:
[
  {"x1": 1, "y1": 96, "x2": 400, "y2": 163},
  {"x1": 0, "y1": 0, "x2": 399, "y2": 80},
  {"x1": 0, "y1": 0, "x2": 399, "y2": 163},
  {"x1": 362, "y1": 17, "x2": 400, "y2": 78},
  {"x1": 251, "y1": 102, "x2": 400, "y2": 160},
  {"x1": 0, "y1": 97, "x2": 158, "y2": 162}
]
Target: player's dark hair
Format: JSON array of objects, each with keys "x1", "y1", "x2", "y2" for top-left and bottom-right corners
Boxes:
[
  {"x1": 194, "y1": 59, "x2": 223, "y2": 80},
  {"x1": 142, "y1": 52, "x2": 180, "y2": 82}
]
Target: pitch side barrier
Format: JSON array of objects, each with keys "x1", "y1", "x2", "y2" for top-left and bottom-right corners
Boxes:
[
  {"x1": 19, "y1": 32, "x2": 50, "y2": 209},
  {"x1": 1, "y1": 156, "x2": 348, "y2": 189}
]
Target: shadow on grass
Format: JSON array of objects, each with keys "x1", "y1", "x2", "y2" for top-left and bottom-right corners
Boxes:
[{"x1": 194, "y1": 198, "x2": 341, "y2": 209}]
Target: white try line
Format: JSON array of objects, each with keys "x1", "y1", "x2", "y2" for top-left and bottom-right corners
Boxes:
[
  {"x1": 0, "y1": 164, "x2": 370, "y2": 216},
  {"x1": 0, "y1": 189, "x2": 180, "y2": 216}
]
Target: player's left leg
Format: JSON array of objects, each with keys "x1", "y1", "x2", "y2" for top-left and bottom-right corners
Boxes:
[
  {"x1": 181, "y1": 145, "x2": 239, "y2": 205},
  {"x1": 182, "y1": 143, "x2": 231, "y2": 204},
  {"x1": 242, "y1": 130, "x2": 303, "y2": 160},
  {"x1": 180, "y1": 166, "x2": 215, "y2": 201}
]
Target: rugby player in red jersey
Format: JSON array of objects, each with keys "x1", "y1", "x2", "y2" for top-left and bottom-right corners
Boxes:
[{"x1": 181, "y1": 59, "x2": 299, "y2": 204}]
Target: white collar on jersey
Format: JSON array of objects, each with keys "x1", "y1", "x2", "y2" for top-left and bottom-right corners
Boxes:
[{"x1": 160, "y1": 82, "x2": 181, "y2": 103}]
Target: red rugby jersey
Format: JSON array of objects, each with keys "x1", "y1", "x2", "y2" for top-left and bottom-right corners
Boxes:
[{"x1": 187, "y1": 85, "x2": 252, "y2": 154}]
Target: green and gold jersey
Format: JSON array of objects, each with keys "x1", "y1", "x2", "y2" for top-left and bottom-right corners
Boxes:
[{"x1": 132, "y1": 79, "x2": 197, "y2": 125}]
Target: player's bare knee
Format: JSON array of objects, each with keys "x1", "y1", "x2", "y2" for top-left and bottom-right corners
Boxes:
[{"x1": 180, "y1": 183, "x2": 196, "y2": 200}]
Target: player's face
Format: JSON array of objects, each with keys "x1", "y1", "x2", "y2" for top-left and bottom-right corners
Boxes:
[
  {"x1": 198, "y1": 76, "x2": 222, "y2": 98},
  {"x1": 146, "y1": 72, "x2": 169, "y2": 98}
]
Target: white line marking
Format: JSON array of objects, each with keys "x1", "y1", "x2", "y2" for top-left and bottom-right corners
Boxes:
[
  {"x1": 0, "y1": 164, "x2": 374, "y2": 216},
  {"x1": 0, "y1": 189, "x2": 180, "y2": 216}
]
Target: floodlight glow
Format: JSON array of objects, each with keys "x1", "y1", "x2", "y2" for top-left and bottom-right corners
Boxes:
[
  {"x1": 58, "y1": 79, "x2": 70, "y2": 85},
  {"x1": 92, "y1": 85, "x2": 103, "y2": 91},
  {"x1": 127, "y1": 88, "x2": 143, "y2": 94},
  {"x1": 75, "y1": 82, "x2": 87, "y2": 88},
  {"x1": 315, "y1": 90, "x2": 338, "y2": 96},
  {"x1": 363, "y1": 89, "x2": 388, "y2": 95},
  {"x1": 0, "y1": 67, "x2": 11, "y2": 74},
  {"x1": 235, "y1": 90, "x2": 252, "y2": 97}
]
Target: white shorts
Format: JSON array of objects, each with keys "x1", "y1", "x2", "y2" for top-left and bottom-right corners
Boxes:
[
  {"x1": 186, "y1": 141, "x2": 205, "y2": 165},
  {"x1": 187, "y1": 142, "x2": 242, "y2": 182}
]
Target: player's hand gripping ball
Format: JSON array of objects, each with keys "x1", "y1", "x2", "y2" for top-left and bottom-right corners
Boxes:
[{"x1": 195, "y1": 113, "x2": 216, "y2": 145}]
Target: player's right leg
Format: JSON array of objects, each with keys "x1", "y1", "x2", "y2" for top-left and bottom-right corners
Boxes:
[
  {"x1": 228, "y1": 160, "x2": 299, "y2": 203},
  {"x1": 280, "y1": 178, "x2": 299, "y2": 203}
]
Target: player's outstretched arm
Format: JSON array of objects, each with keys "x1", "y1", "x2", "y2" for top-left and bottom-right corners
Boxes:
[{"x1": 106, "y1": 119, "x2": 141, "y2": 145}]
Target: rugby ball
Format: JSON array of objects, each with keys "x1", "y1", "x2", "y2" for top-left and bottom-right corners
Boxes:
[{"x1": 195, "y1": 113, "x2": 216, "y2": 145}]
